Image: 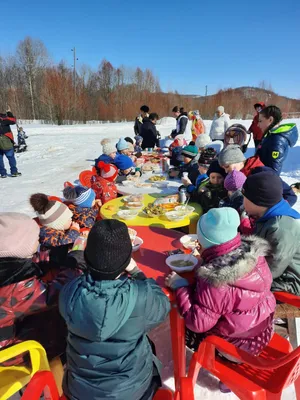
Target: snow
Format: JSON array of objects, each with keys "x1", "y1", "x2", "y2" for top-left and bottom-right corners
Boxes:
[{"x1": 3, "y1": 118, "x2": 299, "y2": 399}]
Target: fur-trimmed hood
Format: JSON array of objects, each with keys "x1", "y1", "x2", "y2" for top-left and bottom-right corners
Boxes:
[{"x1": 197, "y1": 235, "x2": 270, "y2": 287}]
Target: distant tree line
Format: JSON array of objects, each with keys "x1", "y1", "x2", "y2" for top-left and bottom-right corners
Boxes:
[{"x1": 1, "y1": 37, "x2": 299, "y2": 124}]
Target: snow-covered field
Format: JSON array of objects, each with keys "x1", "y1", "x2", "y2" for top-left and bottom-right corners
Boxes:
[{"x1": 3, "y1": 118, "x2": 299, "y2": 399}]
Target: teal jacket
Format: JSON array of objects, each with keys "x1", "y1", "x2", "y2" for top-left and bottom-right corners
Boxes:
[{"x1": 59, "y1": 265, "x2": 170, "y2": 400}]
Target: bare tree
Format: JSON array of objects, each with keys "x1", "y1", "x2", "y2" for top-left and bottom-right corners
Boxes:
[{"x1": 16, "y1": 36, "x2": 48, "y2": 119}]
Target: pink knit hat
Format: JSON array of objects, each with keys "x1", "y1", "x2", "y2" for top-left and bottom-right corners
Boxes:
[
  {"x1": 224, "y1": 170, "x2": 247, "y2": 192},
  {"x1": 0, "y1": 213, "x2": 40, "y2": 258}
]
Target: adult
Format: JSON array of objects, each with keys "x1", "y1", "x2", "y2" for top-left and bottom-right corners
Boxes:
[
  {"x1": 209, "y1": 106, "x2": 230, "y2": 142},
  {"x1": 243, "y1": 172, "x2": 300, "y2": 295},
  {"x1": 134, "y1": 105, "x2": 149, "y2": 135},
  {"x1": 248, "y1": 102, "x2": 265, "y2": 149},
  {"x1": 140, "y1": 113, "x2": 160, "y2": 150},
  {"x1": 0, "y1": 107, "x2": 21, "y2": 178},
  {"x1": 256, "y1": 105, "x2": 298, "y2": 175},
  {"x1": 218, "y1": 144, "x2": 297, "y2": 207},
  {"x1": 188, "y1": 110, "x2": 205, "y2": 141},
  {"x1": 171, "y1": 106, "x2": 192, "y2": 142}
]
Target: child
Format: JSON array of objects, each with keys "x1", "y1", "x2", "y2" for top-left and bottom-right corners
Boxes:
[
  {"x1": 0, "y1": 213, "x2": 79, "y2": 361},
  {"x1": 95, "y1": 139, "x2": 118, "y2": 166},
  {"x1": 182, "y1": 147, "x2": 217, "y2": 195},
  {"x1": 92, "y1": 162, "x2": 118, "y2": 204},
  {"x1": 165, "y1": 207, "x2": 276, "y2": 392},
  {"x1": 169, "y1": 143, "x2": 199, "y2": 184},
  {"x1": 256, "y1": 105, "x2": 298, "y2": 175},
  {"x1": 30, "y1": 193, "x2": 80, "y2": 266},
  {"x1": 243, "y1": 171, "x2": 300, "y2": 295},
  {"x1": 190, "y1": 160, "x2": 227, "y2": 213},
  {"x1": 222, "y1": 169, "x2": 247, "y2": 213},
  {"x1": 117, "y1": 137, "x2": 131, "y2": 156},
  {"x1": 63, "y1": 185, "x2": 99, "y2": 229},
  {"x1": 59, "y1": 219, "x2": 170, "y2": 400},
  {"x1": 115, "y1": 154, "x2": 141, "y2": 183},
  {"x1": 169, "y1": 134, "x2": 185, "y2": 167},
  {"x1": 134, "y1": 135, "x2": 143, "y2": 153},
  {"x1": 16, "y1": 126, "x2": 28, "y2": 152}
]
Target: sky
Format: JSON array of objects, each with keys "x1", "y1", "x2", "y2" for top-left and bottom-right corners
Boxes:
[{"x1": 1, "y1": 0, "x2": 300, "y2": 98}]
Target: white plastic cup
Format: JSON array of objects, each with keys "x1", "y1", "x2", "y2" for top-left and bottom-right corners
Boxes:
[{"x1": 182, "y1": 172, "x2": 189, "y2": 179}]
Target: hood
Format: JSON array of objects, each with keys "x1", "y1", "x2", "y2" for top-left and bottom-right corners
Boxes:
[
  {"x1": 59, "y1": 274, "x2": 138, "y2": 341},
  {"x1": 197, "y1": 235, "x2": 270, "y2": 287},
  {"x1": 270, "y1": 123, "x2": 298, "y2": 148},
  {"x1": 254, "y1": 102, "x2": 265, "y2": 109},
  {"x1": 258, "y1": 198, "x2": 300, "y2": 222}
]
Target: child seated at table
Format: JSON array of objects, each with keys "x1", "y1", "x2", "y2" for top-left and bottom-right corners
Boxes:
[
  {"x1": 92, "y1": 162, "x2": 118, "y2": 204},
  {"x1": 115, "y1": 154, "x2": 141, "y2": 183},
  {"x1": 95, "y1": 139, "x2": 118, "y2": 166},
  {"x1": 63, "y1": 185, "x2": 100, "y2": 228},
  {"x1": 169, "y1": 134, "x2": 186, "y2": 167},
  {"x1": 189, "y1": 160, "x2": 227, "y2": 213},
  {"x1": 30, "y1": 193, "x2": 81, "y2": 266},
  {"x1": 165, "y1": 207, "x2": 276, "y2": 392},
  {"x1": 222, "y1": 170, "x2": 247, "y2": 213},
  {"x1": 134, "y1": 135, "x2": 143, "y2": 154},
  {"x1": 169, "y1": 143, "x2": 199, "y2": 185},
  {"x1": 59, "y1": 219, "x2": 170, "y2": 400}
]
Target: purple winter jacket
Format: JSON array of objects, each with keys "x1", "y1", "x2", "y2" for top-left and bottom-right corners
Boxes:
[{"x1": 176, "y1": 234, "x2": 276, "y2": 355}]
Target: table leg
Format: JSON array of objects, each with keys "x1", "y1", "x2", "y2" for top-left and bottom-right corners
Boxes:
[{"x1": 169, "y1": 301, "x2": 186, "y2": 391}]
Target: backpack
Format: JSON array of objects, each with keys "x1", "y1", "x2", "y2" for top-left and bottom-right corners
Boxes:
[{"x1": 0, "y1": 135, "x2": 13, "y2": 151}]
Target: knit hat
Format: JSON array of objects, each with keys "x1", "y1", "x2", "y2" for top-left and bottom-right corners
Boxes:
[
  {"x1": 30, "y1": 193, "x2": 73, "y2": 230},
  {"x1": 63, "y1": 186, "x2": 96, "y2": 208},
  {"x1": 218, "y1": 144, "x2": 246, "y2": 166},
  {"x1": 242, "y1": 172, "x2": 282, "y2": 208},
  {"x1": 134, "y1": 135, "x2": 143, "y2": 146},
  {"x1": 0, "y1": 213, "x2": 40, "y2": 258},
  {"x1": 114, "y1": 154, "x2": 135, "y2": 170},
  {"x1": 181, "y1": 144, "x2": 198, "y2": 159},
  {"x1": 101, "y1": 139, "x2": 116, "y2": 156},
  {"x1": 198, "y1": 147, "x2": 217, "y2": 167},
  {"x1": 85, "y1": 220, "x2": 132, "y2": 280},
  {"x1": 207, "y1": 160, "x2": 227, "y2": 178},
  {"x1": 195, "y1": 134, "x2": 211, "y2": 149},
  {"x1": 224, "y1": 170, "x2": 247, "y2": 191},
  {"x1": 117, "y1": 138, "x2": 130, "y2": 151},
  {"x1": 97, "y1": 161, "x2": 118, "y2": 182},
  {"x1": 197, "y1": 207, "x2": 240, "y2": 249},
  {"x1": 217, "y1": 106, "x2": 225, "y2": 113}
]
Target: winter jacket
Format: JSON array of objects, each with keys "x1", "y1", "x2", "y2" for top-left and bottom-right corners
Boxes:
[
  {"x1": 140, "y1": 118, "x2": 160, "y2": 150},
  {"x1": 91, "y1": 175, "x2": 118, "y2": 204},
  {"x1": 209, "y1": 113, "x2": 230, "y2": 140},
  {"x1": 134, "y1": 114, "x2": 148, "y2": 135},
  {"x1": 59, "y1": 252, "x2": 170, "y2": 400},
  {"x1": 248, "y1": 102, "x2": 265, "y2": 141},
  {"x1": 0, "y1": 111, "x2": 16, "y2": 141},
  {"x1": 190, "y1": 178, "x2": 227, "y2": 213},
  {"x1": 255, "y1": 199, "x2": 300, "y2": 295},
  {"x1": 171, "y1": 113, "x2": 192, "y2": 142},
  {"x1": 256, "y1": 123, "x2": 298, "y2": 175},
  {"x1": 170, "y1": 146, "x2": 183, "y2": 167},
  {"x1": 190, "y1": 116, "x2": 205, "y2": 141},
  {"x1": 68, "y1": 204, "x2": 98, "y2": 229},
  {"x1": 186, "y1": 173, "x2": 208, "y2": 194},
  {"x1": 95, "y1": 154, "x2": 116, "y2": 166},
  {"x1": 0, "y1": 257, "x2": 80, "y2": 361},
  {"x1": 240, "y1": 157, "x2": 296, "y2": 206},
  {"x1": 175, "y1": 234, "x2": 276, "y2": 355},
  {"x1": 179, "y1": 159, "x2": 199, "y2": 186},
  {"x1": 221, "y1": 190, "x2": 244, "y2": 213}
]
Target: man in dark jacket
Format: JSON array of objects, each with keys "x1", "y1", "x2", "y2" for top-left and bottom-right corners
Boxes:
[
  {"x1": 248, "y1": 102, "x2": 265, "y2": 149},
  {"x1": 140, "y1": 112, "x2": 160, "y2": 150},
  {"x1": 134, "y1": 105, "x2": 149, "y2": 135},
  {"x1": 0, "y1": 107, "x2": 21, "y2": 178}
]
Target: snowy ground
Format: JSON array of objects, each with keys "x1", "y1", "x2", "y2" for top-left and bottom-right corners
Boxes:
[{"x1": 3, "y1": 117, "x2": 299, "y2": 399}]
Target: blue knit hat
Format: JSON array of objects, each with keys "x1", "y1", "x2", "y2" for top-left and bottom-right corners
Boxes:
[
  {"x1": 197, "y1": 207, "x2": 240, "y2": 249},
  {"x1": 114, "y1": 154, "x2": 134, "y2": 170},
  {"x1": 117, "y1": 138, "x2": 130, "y2": 151},
  {"x1": 63, "y1": 185, "x2": 96, "y2": 208}
]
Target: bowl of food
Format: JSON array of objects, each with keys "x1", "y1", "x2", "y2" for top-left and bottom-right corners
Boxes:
[
  {"x1": 132, "y1": 236, "x2": 143, "y2": 252},
  {"x1": 175, "y1": 205, "x2": 195, "y2": 215},
  {"x1": 122, "y1": 180, "x2": 135, "y2": 187},
  {"x1": 180, "y1": 234, "x2": 199, "y2": 250},
  {"x1": 123, "y1": 194, "x2": 144, "y2": 203},
  {"x1": 165, "y1": 211, "x2": 187, "y2": 222},
  {"x1": 143, "y1": 204, "x2": 165, "y2": 218},
  {"x1": 155, "y1": 181, "x2": 169, "y2": 189},
  {"x1": 166, "y1": 254, "x2": 198, "y2": 272},
  {"x1": 125, "y1": 202, "x2": 144, "y2": 210},
  {"x1": 149, "y1": 175, "x2": 166, "y2": 182},
  {"x1": 117, "y1": 210, "x2": 139, "y2": 220}
]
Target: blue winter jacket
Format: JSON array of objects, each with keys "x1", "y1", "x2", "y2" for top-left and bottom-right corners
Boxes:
[
  {"x1": 59, "y1": 256, "x2": 170, "y2": 400},
  {"x1": 95, "y1": 153, "x2": 117, "y2": 167},
  {"x1": 257, "y1": 123, "x2": 298, "y2": 175}
]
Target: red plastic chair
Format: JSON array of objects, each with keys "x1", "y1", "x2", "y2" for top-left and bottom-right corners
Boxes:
[
  {"x1": 79, "y1": 170, "x2": 94, "y2": 188},
  {"x1": 185, "y1": 333, "x2": 300, "y2": 400},
  {"x1": 274, "y1": 292, "x2": 300, "y2": 308},
  {"x1": 179, "y1": 377, "x2": 195, "y2": 400}
]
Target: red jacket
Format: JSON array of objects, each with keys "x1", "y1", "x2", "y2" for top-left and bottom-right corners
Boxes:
[
  {"x1": 248, "y1": 102, "x2": 265, "y2": 141},
  {"x1": 0, "y1": 112, "x2": 16, "y2": 142},
  {"x1": 241, "y1": 155, "x2": 264, "y2": 177},
  {"x1": 91, "y1": 176, "x2": 118, "y2": 204}
]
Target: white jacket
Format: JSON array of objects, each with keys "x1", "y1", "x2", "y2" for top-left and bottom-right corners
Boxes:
[{"x1": 209, "y1": 113, "x2": 230, "y2": 140}]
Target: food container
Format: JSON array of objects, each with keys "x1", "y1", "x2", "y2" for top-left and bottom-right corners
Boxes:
[
  {"x1": 125, "y1": 202, "x2": 144, "y2": 210},
  {"x1": 122, "y1": 180, "x2": 135, "y2": 187},
  {"x1": 179, "y1": 234, "x2": 199, "y2": 250},
  {"x1": 132, "y1": 236, "x2": 143, "y2": 252},
  {"x1": 165, "y1": 254, "x2": 198, "y2": 272},
  {"x1": 128, "y1": 228, "x2": 137, "y2": 244},
  {"x1": 175, "y1": 205, "x2": 195, "y2": 215},
  {"x1": 165, "y1": 211, "x2": 187, "y2": 222},
  {"x1": 117, "y1": 210, "x2": 139, "y2": 220},
  {"x1": 155, "y1": 181, "x2": 169, "y2": 188}
]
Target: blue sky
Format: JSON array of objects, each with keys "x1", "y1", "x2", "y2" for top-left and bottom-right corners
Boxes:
[{"x1": 2, "y1": 0, "x2": 300, "y2": 98}]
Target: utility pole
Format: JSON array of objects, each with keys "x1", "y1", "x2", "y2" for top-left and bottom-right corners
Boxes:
[
  {"x1": 205, "y1": 85, "x2": 208, "y2": 97},
  {"x1": 71, "y1": 47, "x2": 78, "y2": 116}
]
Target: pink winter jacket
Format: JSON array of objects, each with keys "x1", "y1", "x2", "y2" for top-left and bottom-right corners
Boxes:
[{"x1": 176, "y1": 234, "x2": 276, "y2": 355}]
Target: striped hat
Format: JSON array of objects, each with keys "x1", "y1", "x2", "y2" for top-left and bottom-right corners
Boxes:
[
  {"x1": 181, "y1": 144, "x2": 198, "y2": 159},
  {"x1": 63, "y1": 186, "x2": 96, "y2": 208},
  {"x1": 39, "y1": 201, "x2": 73, "y2": 230},
  {"x1": 97, "y1": 161, "x2": 118, "y2": 182}
]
